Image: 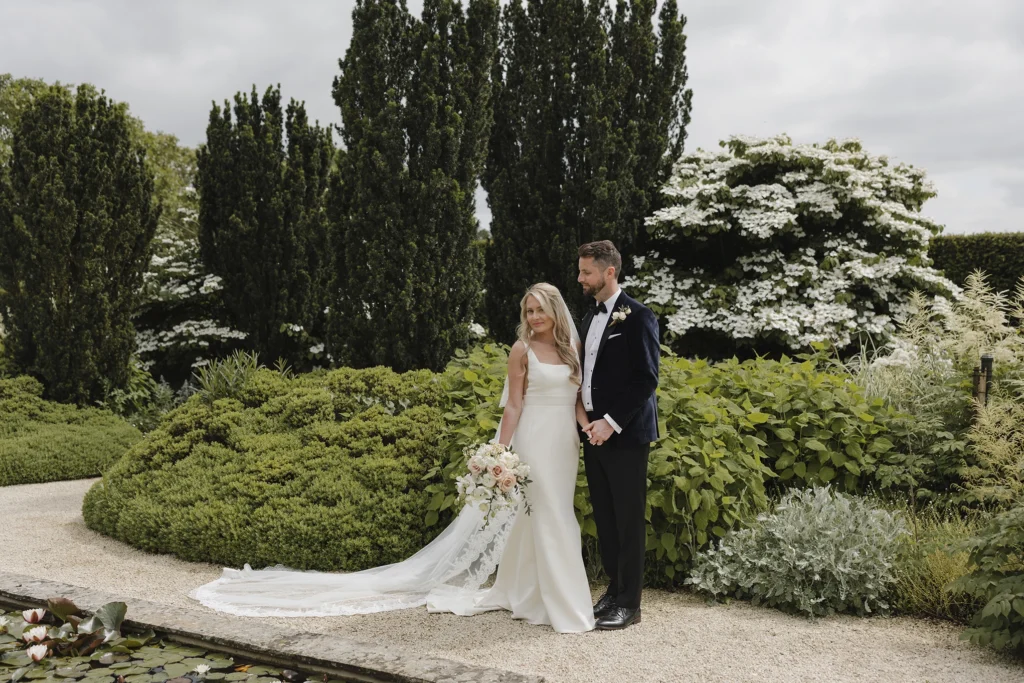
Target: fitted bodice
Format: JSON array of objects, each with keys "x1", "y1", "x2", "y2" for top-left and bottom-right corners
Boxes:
[{"x1": 523, "y1": 347, "x2": 578, "y2": 407}]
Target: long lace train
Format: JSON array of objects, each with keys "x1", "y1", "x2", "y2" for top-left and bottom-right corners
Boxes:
[{"x1": 190, "y1": 503, "x2": 518, "y2": 617}]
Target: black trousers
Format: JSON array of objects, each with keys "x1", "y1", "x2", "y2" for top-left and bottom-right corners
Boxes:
[{"x1": 583, "y1": 432, "x2": 650, "y2": 610}]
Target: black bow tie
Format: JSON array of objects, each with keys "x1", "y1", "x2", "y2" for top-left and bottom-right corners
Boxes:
[{"x1": 593, "y1": 301, "x2": 607, "y2": 316}]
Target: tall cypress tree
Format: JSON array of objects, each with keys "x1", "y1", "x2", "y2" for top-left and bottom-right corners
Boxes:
[
  {"x1": 0, "y1": 85, "x2": 158, "y2": 403},
  {"x1": 329, "y1": 0, "x2": 498, "y2": 372},
  {"x1": 483, "y1": 0, "x2": 692, "y2": 341},
  {"x1": 196, "y1": 86, "x2": 333, "y2": 366}
]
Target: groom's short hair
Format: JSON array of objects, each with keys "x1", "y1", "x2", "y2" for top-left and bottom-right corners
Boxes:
[{"x1": 578, "y1": 240, "x2": 622, "y2": 280}]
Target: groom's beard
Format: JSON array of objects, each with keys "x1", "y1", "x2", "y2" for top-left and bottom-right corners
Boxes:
[{"x1": 582, "y1": 278, "x2": 606, "y2": 299}]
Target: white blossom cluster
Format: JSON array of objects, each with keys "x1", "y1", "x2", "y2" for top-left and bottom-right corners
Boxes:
[
  {"x1": 625, "y1": 135, "x2": 960, "y2": 351},
  {"x1": 136, "y1": 319, "x2": 247, "y2": 365},
  {"x1": 135, "y1": 227, "x2": 247, "y2": 369}
]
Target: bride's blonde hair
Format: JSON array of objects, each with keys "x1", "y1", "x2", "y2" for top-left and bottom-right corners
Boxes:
[{"x1": 516, "y1": 283, "x2": 581, "y2": 386}]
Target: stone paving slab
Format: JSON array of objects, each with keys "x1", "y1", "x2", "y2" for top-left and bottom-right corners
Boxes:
[{"x1": 0, "y1": 572, "x2": 544, "y2": 683}]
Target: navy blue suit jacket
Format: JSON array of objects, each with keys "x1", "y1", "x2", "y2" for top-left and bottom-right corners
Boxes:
[{"x1": 579, "y1": 291, "x2": 660, "y2": 445}]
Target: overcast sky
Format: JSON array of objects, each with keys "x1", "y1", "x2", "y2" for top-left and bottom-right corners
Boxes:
[{"x1": 2, "y1": 0, "x2": 1021, "y2": 235}]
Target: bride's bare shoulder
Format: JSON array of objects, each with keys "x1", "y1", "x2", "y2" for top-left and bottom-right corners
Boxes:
[{"x1": 508, "y1": 341, "x2": 529, "y2": 365}]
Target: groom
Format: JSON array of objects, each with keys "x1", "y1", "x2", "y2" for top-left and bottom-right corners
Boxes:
[{"x1": 577, "y1": 240, "x2": 660, "y2": 631}]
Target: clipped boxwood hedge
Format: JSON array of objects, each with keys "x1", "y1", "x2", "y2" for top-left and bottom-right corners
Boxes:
[
  {"x1": 83, "y1": 366, "x2": 452, "y2": 571},
  {"x1": 929, "y1": 232, "x2": 1024, "y2": 294},
  {"x1": 0, "y1": 376, "x2": 142, "y2": 486}
]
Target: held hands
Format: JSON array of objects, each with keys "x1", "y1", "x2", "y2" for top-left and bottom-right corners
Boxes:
[{"x1": 582, "y1": 419, "x2": 614, "y2": 446}]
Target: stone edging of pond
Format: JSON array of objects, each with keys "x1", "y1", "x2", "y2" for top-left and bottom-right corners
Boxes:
[{"x1": 0, "y1": 572, "x2": 544, "y2": 683}]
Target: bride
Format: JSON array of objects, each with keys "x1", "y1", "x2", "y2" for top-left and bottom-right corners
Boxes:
[{"x1": 192, "y1": 283, "x2": 597, "y2": 633}]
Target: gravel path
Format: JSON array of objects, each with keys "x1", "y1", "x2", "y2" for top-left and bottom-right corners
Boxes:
[{"x1": 3, "y1": 478, "x2": 1020, "y2": 683}]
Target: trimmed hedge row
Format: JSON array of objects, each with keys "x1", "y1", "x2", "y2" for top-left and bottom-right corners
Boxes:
[
  {"x1": 82, "y1": 367, "x2": 451, "y2": 571},
  {"x1": 929, "y1": 232, "x2": 1024, "y2": 294},
  {"x1": 0, "y1": 376, "x2": 142, "y2": 486}
]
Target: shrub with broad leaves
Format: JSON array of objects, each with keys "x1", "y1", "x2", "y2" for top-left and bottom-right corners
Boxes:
[
  {"x1": 952, "y1": 504, "x2": 1024, "y2": 654},
  {"x1": 688, "y1": 486, "x2": 909, "y2": 617},
  {"x1": 433, "y1": 344, "x2": 906, "y2": 585},
  {"x1": 844, "y1": 273, "x2": 1024, "y2": 503}
]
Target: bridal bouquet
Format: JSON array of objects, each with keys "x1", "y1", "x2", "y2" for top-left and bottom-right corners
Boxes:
[{"x1": 455, "y1": 442, "x2": 532, "y2": 522}]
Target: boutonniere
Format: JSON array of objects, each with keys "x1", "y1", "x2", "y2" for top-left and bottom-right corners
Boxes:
[{"x1": 609, "y1": 305, "x2": 631, "y2": 326}]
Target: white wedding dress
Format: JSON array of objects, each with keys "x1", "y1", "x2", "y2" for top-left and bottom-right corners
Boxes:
[{"x1": 191, "y1": 346, "x2": 596, "y2": 633}]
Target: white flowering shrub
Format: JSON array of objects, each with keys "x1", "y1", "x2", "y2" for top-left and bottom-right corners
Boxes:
[
  {"x1": 134, "y1": 199, "x2": 247, "y2": 384},
  {"x1": 625, "y1": 135, "x2": 961, "y2": 356},
  {"x1": 843, "y1": 273, "x2": 1024, "y2": 502},
  {"x1": 687, "y1": 486, "x2": 908, "y2": 617}
]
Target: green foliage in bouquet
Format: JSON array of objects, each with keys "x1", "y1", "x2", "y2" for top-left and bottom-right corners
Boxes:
[{"x1": 0, "y1": 377, "x2": 142, "y2": 487}]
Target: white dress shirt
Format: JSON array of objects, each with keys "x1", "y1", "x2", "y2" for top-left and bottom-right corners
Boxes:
[{"x1": 583, "y1": 287, "x2": 623, "y2": 434}]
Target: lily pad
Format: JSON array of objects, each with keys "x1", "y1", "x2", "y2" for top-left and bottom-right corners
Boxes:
[
  {"x1": 108, "y1": 663, "x2": 134, "y2": 671},
  {"x1": 119, "y1": 633, "x2": 156, "y2": 650},
  {"x1": 54, "y1": 667, "x2": 88, "y2": 678},
  {"x1": 25, "y1": 668, "x2": 54, "y2": 680},
  {"x1": 2, "y1": 651, "x2": 32, "y2": 667},
  {"x1": 150, "y1": 674, "x2": 168, "y2": 683},
  {"x1": 203, "y1": 674, "x2": 225, "y2": 681},
  {"x1": 125, "y1": 675, "x2": 154, "y2": 683},
  {"x1": 254, "y1": 678, "x2": 281, "y2": 683},
  {"x1": 179, "y1": 659, "x2": 211, "y2": 670},
  {"x1": 223, "y1": 673, "x2": 250, "y2": 681},
  {"x1": 160, "y1": 664, "x2": 192, "y2": 679},
  {"x1": 46, "y1": 599, "x2": 82, "y2": 624},
  {"x1": 205, "y1": 660, "x2": 233, "y2": 671}
]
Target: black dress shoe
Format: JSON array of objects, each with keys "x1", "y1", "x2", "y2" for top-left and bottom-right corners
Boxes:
[
  {"x1": 593, "y1": 592, "x2": 617, "y2": 619},
  {"x1": 595, "y1": 605, "x2": 641, "y2": 630}
]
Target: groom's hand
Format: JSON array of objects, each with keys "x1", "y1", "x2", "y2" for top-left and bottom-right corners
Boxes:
[{"x1": 587, "y1": 419, "x2": 614, "y2": 446}]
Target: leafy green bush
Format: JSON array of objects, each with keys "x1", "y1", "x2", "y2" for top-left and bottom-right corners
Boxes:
[
  {"x1": 82, "y1": 366, "x2": 450, "y2": 571},
  {"x1": 97, "y1": 357, "x2": 183, "y2": 433},
  {"x1": 929, "y1": 232, "x2": 1024, "y2": 295},
  {"x1": 687, "y1": 487, "x2": 908, "y2": 617},
  {"x1": 843, "y1": 274, "x2": 1024, "y2": 504},
  {"x1": 0, "y1": 377, "x2": 142, "y2": 486},
  {"x1": 952, "y1": 504, "x2": 1024, "y2": 654},
  {"x1": 434, "y1": 344, "x2": 904, "y2": 585},
  {"x1": 892, "y1": 505, "x2": 984, "y2": 624}
]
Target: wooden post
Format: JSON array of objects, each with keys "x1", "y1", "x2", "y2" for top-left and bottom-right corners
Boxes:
[{"x1": 980, "y1": 353, "x2": 994, "y2": 406}]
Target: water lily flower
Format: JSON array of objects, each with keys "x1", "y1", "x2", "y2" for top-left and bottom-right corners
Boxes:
[
  {"x1": 27, "y1": 645, "x2": 49, "y2": 662},
  {"x1": 23, "y1": 626, "x2": 47, "y2": 643},
  {"x1": 193, "y1": 664, "x2": 211, "y2": 675},
  {"x1": 22, "y1": 609, "x2": 46, "y2": 624}
]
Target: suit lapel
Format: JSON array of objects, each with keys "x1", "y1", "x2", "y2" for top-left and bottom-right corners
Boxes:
[{"x1": 594, "y1": 292, "x2": 631, "y2": 366}]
